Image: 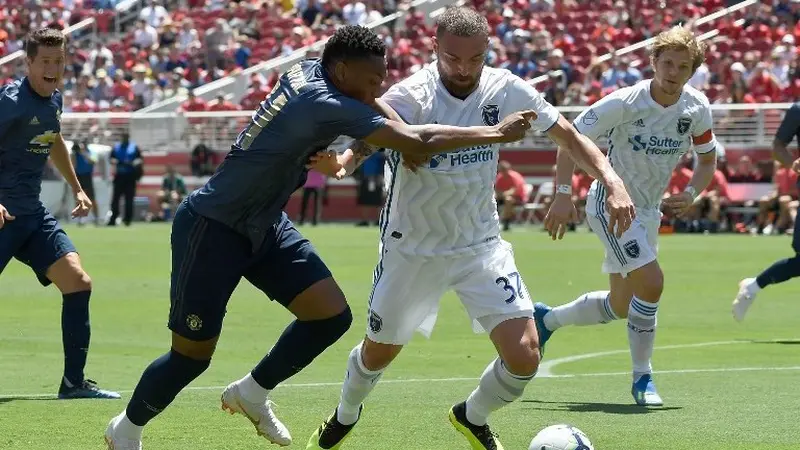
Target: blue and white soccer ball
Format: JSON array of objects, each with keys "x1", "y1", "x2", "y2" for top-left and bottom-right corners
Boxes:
[{"x1": 529, "y1": 424, "x2": 594, "y2": 450}]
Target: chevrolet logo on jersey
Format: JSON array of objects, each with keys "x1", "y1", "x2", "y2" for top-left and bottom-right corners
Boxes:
[
  {"x1": 28, "y1": 130, "x2": 58, "y2": 154},
  {"x1": 628, "y1": 135, "x2": 684, "y2": 155}
]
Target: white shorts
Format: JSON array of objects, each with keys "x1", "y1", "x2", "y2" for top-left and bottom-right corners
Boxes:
[
  {"x1": 366, "y1": 240, "x2": 533, "y2": 345},
  {"x1": 586, "y1": 190, "x2": 661, "y2": 277}
]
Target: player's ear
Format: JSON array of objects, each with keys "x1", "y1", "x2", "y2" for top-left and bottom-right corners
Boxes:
[
  {"x1": 333, "y1": 61, "x2": 347, "y2": 84},
  {"x1": 432, "y1": 36, "x2": 439, "y2": 54}
]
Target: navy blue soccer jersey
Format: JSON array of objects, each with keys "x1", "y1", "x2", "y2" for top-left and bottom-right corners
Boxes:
[
  {"x1": 188, "y1": 58, "x2": 387, "y2": 249},
  {"x1": 0, "y1": 77, "x2": 63, "y2": 216},
  {"x1": 776, "y1": 102, "x2": 800, "y2": 188}
]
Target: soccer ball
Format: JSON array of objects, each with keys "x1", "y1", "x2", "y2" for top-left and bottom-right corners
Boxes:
[{"x1": 529, "y1": 424, "x2": 594, "y2": 450}]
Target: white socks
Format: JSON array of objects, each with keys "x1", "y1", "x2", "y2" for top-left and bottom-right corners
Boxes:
[
  {"x1": 236, "y1": 373, "x2": 271, "y2": 404},
  {"x1": 745, "y1": 278, "x2": 761, "y2": 295},
  {"x1": 114, "y1": 412, "x2": 143, "y2": 441},
  {"x1": 337, "y1": 343, "x2": 383, "y2": 426},
  {"x1": 465, "y1": 358, "x2": 534, "y2": 426},
  {"x1": 627, "y1": 296, "x2": 658, "y2": 377},
  {"x1": 544, "y1": 290, "x2": 616, "y2": 330}
]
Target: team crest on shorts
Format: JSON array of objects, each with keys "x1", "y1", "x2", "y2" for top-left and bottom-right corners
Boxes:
[
  {"x1": 623, "y1": 240, "x2": 640, "y2": 259},
  {"x1": 186, "y1": 314, "x2": 203, "y2": 331},
  {"x1": 677, "y1": 117, "x2": 692, "y2": 135},
  {"x1": 481, "y1": 104, "x2": 500, "y2": 126},
  {"x1": 368, "y1": 309, "x2": 383, "y2": 333}
]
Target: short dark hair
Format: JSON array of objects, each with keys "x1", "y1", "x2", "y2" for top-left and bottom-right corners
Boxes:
[
  {"x1": 25, "y1": 28, "x2": 66, "y2": 59},
  {"x1": 435, "y1": 6, "x2": 489, "y2": 38},
  {"x1": 321, "y1": 25, "x2": 386, "y2": 68}
]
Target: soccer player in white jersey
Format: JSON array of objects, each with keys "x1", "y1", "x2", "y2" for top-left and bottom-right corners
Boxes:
[
  {"x1": 535, "y1": 26, "x2": 719, "y2": 407},
  {"x1": 304, "y1": 7, "x2": 634, "y2": 450}
]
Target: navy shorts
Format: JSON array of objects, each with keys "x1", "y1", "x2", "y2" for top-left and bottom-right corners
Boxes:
[
  {"x1": 168, "y1": 200, "x2": 333, "y2": 341},
  {"x1": 793, "y1": 215, "x2": 800, "y2": 254},
  {"x1": 0, "y1": 210, "x2": 77, "y2": 286}
]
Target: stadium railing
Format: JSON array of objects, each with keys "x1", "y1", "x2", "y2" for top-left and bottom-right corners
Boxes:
[
  {"x1": 136, "y1": 0, "x2": 461, "y2": 114},
  {"x1": 63, "y1": 103, "x2": 792, "y2": 155}
]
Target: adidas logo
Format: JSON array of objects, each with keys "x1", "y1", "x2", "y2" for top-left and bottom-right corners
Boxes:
[
  {"x1": 633, "y1": 119, "x2": 645, "y2": 127},
  {"x1": 29, "y1": 116, "x2": 40, "y2": 125}
]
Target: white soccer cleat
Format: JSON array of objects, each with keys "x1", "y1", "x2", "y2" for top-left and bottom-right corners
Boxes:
[
  {"x1": 732, "y1": 277, "x2": 758, "y2": 322},
  {"x1": 104, "y1": 415, "x2": 142, "y2": 450},
  {"x1": 220, "y1": 382, "x2": 292, "y2": 446}
]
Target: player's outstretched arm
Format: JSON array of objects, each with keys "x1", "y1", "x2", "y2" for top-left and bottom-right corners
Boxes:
[
  {"x1": 361, "y1": 111, "x2": 538, "y2": 156},
  {"x1": 50, "y1": 133, "x2": 92, "y2": 217},
  {"x1": 544, "y1": 146, "x2": 579, "y2": 240},
  {"x1": 546, "y1": 115, "x2": 634, "y2": 237}
]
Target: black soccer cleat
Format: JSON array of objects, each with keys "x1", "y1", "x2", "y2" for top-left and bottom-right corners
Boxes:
[
  {"x1": 305, "y1": 405, "x2": 362, "y2": 449},
  {"x1": 448, "y1": 401, "x2": 504, "y2": 450}
]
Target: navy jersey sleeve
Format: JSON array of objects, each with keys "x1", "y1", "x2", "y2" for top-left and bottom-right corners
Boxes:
[
  {"x1": 775, "y1": 103, "x2": 800, "y2": 145},
  {"x1": 315, "y1": 94, "x2": 388, "y2": 140},
  {"x1": 0, "y1": 89, "x2": 18, "y2": 141}
]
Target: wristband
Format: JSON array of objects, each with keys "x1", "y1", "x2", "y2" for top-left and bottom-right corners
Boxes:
[{"x1": 556, "y1": 184, "x2": 572, "y2": 195}]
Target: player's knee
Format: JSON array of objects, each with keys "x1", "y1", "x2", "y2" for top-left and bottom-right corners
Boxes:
[
  {"x1": 171, "y1": 332, "x2": 219, "y2": 361},
  {"x1": 50, "y1": 254, "x2": 92, "y2": 293},
  {"x1": 502, "y1": 336, "x2": 541, "y2": 377},
  {"x1": 361, "y1": 338, "x2": 401, "y2": 371},
  {"x1": 328, "y1": 305, "x2": 353, "y2": 339}
]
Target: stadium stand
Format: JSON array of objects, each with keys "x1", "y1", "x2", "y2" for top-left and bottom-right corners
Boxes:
[{"x1": 26, "y1": 0, "x2": 800, "y2": 233}]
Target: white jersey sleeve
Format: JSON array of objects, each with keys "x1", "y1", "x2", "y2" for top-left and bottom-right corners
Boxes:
[
  {"x1": 504, "y1": 76, "x2": 560, "y2": 132},
  {"x1": 380, "y1": 81, "x2": 427, "y2": 125},
  {"x1": 573, "y1": 94, "x2": 626, "y2": 141},
  {"x1": 690, "y1": 100, "x2": 716, "y2": 154}
]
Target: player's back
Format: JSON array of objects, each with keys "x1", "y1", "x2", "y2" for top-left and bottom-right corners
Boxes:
[
  {"x1": 0, "y1": 78, "x2": 62, "y2": 216},
  {"x1": 188, "y1": 58, "x2": 384, "y2": 250},
  {"x1": 579, "y1": 80, "x2": 713, "y2": 210},
  {"x1": 380, "y1": 65, "x2": 557, "y2": 257}
]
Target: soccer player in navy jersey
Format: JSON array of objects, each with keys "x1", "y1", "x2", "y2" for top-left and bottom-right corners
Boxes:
[
  {"x1": 0, "y1": 28, "x2": 120, "y2": 400},
  {"x1": 733, "y1": 102, "x2": 800, "y2": 321},
  {"x1": 104, "y1": 25, "x2": 537, "y2": 449}
]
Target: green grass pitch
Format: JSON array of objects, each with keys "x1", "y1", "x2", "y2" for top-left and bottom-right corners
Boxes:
[{"x1": 1, "y1": 224, "x2": 799, "y2": 449}]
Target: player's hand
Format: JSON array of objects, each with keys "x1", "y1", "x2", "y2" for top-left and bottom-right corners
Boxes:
[
  {"x1": 0, "y1": 203, "x2": 15, "y2": 230},
  {"x1": 544, "y1": 193, "x2": 578, "y2": 240},
  {"x1": 306, "y1": 150, "x2": 346, "y2": 180},
  {"x1": 661, "y1": 191, "x2": 694, "y2": 218},
  {"x1": 496, "y1": 110, "x2": 538, "y2": 143},
  {"x1": 604, "y1": 179, "x2": 635, "y2": 238},
  {"x1": 792, "y1": 157, "x2": 800, "y2": 175},
  {"x1": 72, "y1": 190, "x2": 92, "y2": 218},
  {"x1": 402, "y1": 153, "x2": 431, "y2": 172}
]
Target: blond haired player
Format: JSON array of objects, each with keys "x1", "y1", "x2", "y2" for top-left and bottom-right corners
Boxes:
[
  {"x1": 537, "y1": 26, "x2": 718, "y2": 406},
  {"x1": 304, "y1": 6, "x2": 633, "y2": 450}
]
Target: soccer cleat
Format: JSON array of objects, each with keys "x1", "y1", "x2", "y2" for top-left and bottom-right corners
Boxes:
[
  {"x1": 104, "y1": 415, "x2": 142, "y2": 450},
  {"x1": 732, "y1": 277, "x2": 758, "y2": 322},
  {"x1": 448, "y1": 402, "x2": 505, "y2": 450},
  {"x1": 220, "y1": 382, "x2": 292, "y2": 446},
  {"x1": 631, "y1": 374, "x2": 663, "y2": 406},
  {"x1": 533, "y1": 302, "x2": 554, "y2": 357},
  {"x1": 305, "y1": 406, "x2": 362, "y2": 449},
  {"x1": 59, "y1": 378, "x2": 121, "y2": 399}
]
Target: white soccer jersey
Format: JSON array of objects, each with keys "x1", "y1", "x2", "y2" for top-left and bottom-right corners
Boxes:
[
  {"x1": 378, "y1": 64, "x2": 560, "y2": 257},
  {"x1": 573, "y1": 79, "x2": 717, "y2": 210}
]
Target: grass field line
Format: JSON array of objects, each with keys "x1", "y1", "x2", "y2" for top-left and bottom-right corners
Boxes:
[{"x1": 4, "y1": 339, "x2": 794, "y2": 400}]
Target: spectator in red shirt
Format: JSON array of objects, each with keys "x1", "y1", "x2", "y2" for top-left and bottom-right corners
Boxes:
[
  {"x1": 757, "y1": 161, "x2": 799, "y2": 234},
  {"x1": 689, "y1": 159, "x2": 730, "y2": 233},
  {"x1": 495, "y1": 160, "x2": 527, "y2": 232},
  {"x1": 728, "y1": 155, "x2": 767, "y2": 182}
]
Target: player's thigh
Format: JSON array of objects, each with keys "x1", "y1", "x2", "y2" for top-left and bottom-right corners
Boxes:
[
  {"x1": 585, "y1": 194, "x2": 657, "y2": 277},
  {"x1": 14, "y1": 211, "x2": 78, "y2": 287},
  {"x1": 0, "y1": 216, "x2": 31, "y2": 273},
  {"x1": 243, "y1": 212, "x2": 343, "y2": 320},
  {"x1": 168, "y1": 201, "x2": 249, "y2": 342},
  {"x1": 452, "y1": 241, "x2": 534, "y2": 335},
  {"x1": 366, "y1": 249, "x2": 449, "y2": 345}
]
